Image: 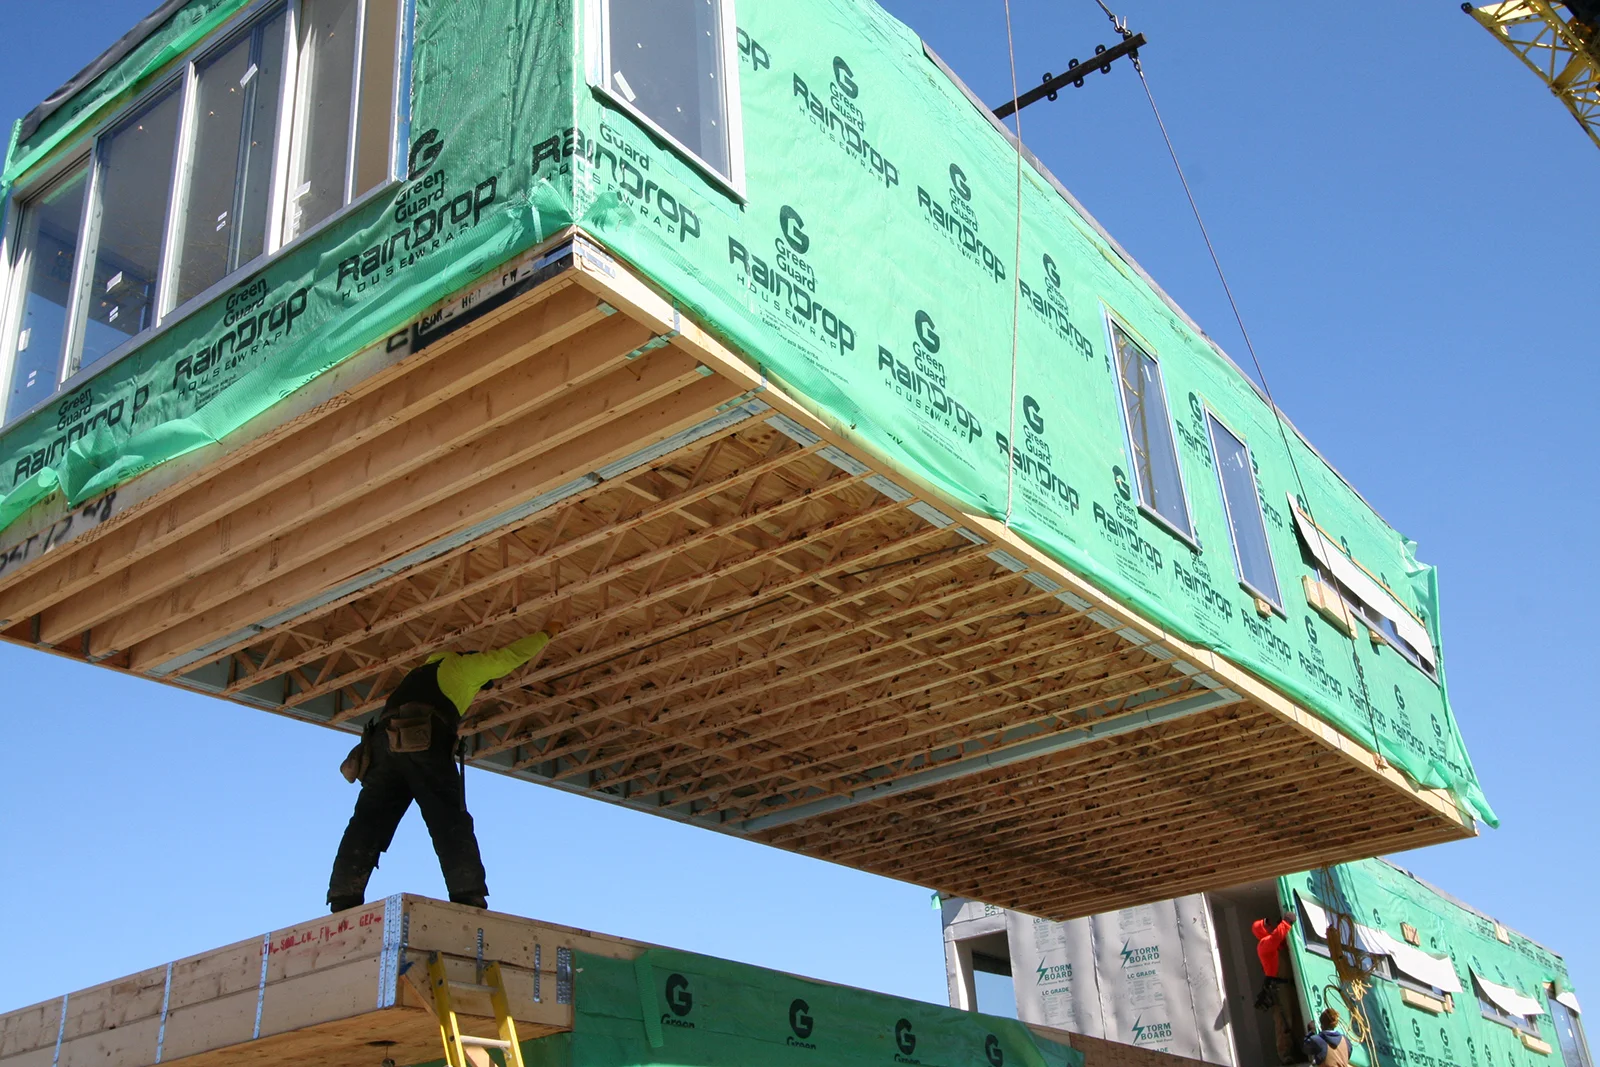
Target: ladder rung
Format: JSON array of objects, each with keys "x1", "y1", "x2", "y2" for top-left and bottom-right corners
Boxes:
[
  {"x1": 458, "y1": 1037, "x2": 512, "y2": 1050},
  {"x1": 446, "y1": 981, "x2": 499, "y2": 995}
]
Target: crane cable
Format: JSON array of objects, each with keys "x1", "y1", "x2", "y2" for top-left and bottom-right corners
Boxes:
[
  {"x1": 1086, "y1": 0, "x2": 1389, "y2": 763},
  {"x1": 1001, "y1": 0, "x2": 1026, "y2": 526}
]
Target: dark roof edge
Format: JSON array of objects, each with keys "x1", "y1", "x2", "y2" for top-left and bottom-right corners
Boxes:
[
  {"x1": 18, "y1": 0, "x2": 191, "y2": 142},
  {"x1": 919, "y1": 41, "x2": 1392, "y2": 531},
  {"x1": 1376, "y1": 858, "x2": 1564, "y2": 964}
]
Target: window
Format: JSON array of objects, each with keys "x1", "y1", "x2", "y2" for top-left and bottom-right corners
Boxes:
[
  {"x1": 172, "y1": 10, "x2": 288, "y2": 308},
  {"x1": 77, "y1": 84, "x2": 184, "y2": 372},
  {"x1": 1207, "y1": 412, "x2": 1281, "y2": 609},
  {"x1": 1110, "y1": 321, "x2": 1194, "y2": 543},
  {"x1": 596, "y1": 0, "x2": 744, "y2": 190},
  {"x1": 0, "y1": 0, "x2": 410, "y2": 425},
  {"x1": 5, "y1": 166, "x2": 88, "y2": 416},
  {"x1": 1550, "y1": 995, "x2": 1593, "y2": 1067},
  {"x1": 284, "y1": 0, "x2": 403, "y2": 241},
  {"x1": 1289, "y1": 500, "x2": 1439, "y2": 680},
  {"x1": 1474, "y1": 973, "x2": 1544, "y2": 1038}
]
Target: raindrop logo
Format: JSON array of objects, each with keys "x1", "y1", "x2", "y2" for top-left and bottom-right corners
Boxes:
[
  {"x1": 949, "y1": 163, "x2": 971, "y2": 202},
  {"x1": 895, "y1": 1018, "x2": 917, "y2": 1057},
  {"x1": 1043, "y1": 253, "x2": 1060, "y2": 289},
  {"x1": 1305, "y1": 616, "x2": 1319, "y2": 646},
  {"x1": 409, "y1": 129, "x2": 443, "y2": 176},
  {"x1": 1394, "y1": 685, "x2": 1406, "y2": 712},
  {"x1": 985, "y1": 1033, "x2": 1005, "y2": 1066},
  {"x1": 915, "y1": 310, "x2": 940, "y2": 354},
  {"x1": 780, "y1": 206, "x2": 810, "y2": 254},
  {"x1": 790, "y1": 999, "x2": 815, "y2": 1039},
  {"x1": 1113, "y1": 465, "x2": 1132, "y2": 502},
  {"x1": 833, "y1": 56, "x2": 859, "y2": 98},
  {"x1": 665, "y1": 974, "x2": 693, "y2": 1017},
  {"x1": 1023, "y1": 394, "x2": 1045, "y2": 435}
]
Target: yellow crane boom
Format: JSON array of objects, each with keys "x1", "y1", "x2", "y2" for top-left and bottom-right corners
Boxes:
[{"x1": 1465, "y1": 1, "x2": 1600, "y2": 149}]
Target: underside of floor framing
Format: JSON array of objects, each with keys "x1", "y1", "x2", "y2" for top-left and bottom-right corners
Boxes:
[{"x1": 0, "y1": 233, "x2": 1473, "y2": 920}]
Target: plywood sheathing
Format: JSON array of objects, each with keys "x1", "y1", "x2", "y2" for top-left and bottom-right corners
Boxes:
[
  {"x1": 0, "y1": 898, "x2": 639, "y2": 1067},
  {"x1": 0, "y1": 234, "x2": 1473, "y2": 920}
]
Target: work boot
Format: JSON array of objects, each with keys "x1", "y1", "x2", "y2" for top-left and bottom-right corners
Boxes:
[
  {"x1": 449, "y1": 891, "x2": 488, "y2": 909},
  {"x1": 328, "y1": 894, "x2": 364, "y2": 913}
]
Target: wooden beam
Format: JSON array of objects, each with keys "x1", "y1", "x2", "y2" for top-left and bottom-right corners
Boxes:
[
  {"x1": 46, "y1": 317, "x2": 664, "y2": 651},
  {"x1": 274, "y1": 459, "x2": 878, "y2": 709},
  {"x1": 125, "y1": 374, "x2": 743, "y2": 671},
  {"x1": 0, "y1": 281, "x2": 608, "y2": 626}
]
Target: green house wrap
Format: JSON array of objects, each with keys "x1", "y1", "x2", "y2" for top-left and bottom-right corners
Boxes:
[
  {"x1": 518, "y1": 949, "x2": 1081, "y2": 1067},
  {"x1": 1281, "y1": 860, "x2": 1582, "y2": 1067},
  {"x1": 0, "y1": 0, "x2": 1490, "y2": 825}
]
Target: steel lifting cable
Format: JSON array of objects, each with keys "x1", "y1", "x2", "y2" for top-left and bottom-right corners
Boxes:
[
  {"x1": 1095, "y1": 0, "x2": 1389, "y2": 762},
  {"x1": 1001, "y1": 0, "x2": 1026, "y2": 526}
]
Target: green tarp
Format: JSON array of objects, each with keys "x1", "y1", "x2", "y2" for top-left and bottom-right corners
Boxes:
[
  {"x1": 1280, "y1": 860, "x2": 1578, "y2": 1067},
  {"x1": 515, "y1": 949, "x2": 1081, "y2": 1067},
  {"x1": 0, "y1": 0, "x2": 1491, "y2": 823}
]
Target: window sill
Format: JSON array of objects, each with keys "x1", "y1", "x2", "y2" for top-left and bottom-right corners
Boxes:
[
  {"x1": 1137, "y1": 501, "x2": 1200, "y2": 553},
  {"x1": 1241, "y1": 578, "x2": 1284, "y2": 618},
  {"x1": 4, "y1": 176, "x2": 401, "y2": 432},
  {"x1": 1521, "y1": 1032, "x2": 1554, "y2": 1056},
  {"x1": 1401, "y1": 988, "x2": 1446, "y2": 1015}
]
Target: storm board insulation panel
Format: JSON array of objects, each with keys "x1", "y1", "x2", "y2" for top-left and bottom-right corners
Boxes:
[
  {"x1": 1005, "y1": 899, "x2": 1235, "y2": 1064},
  {"x1": 0, "y1": 0, "x2": 1489, "y2": 823}
]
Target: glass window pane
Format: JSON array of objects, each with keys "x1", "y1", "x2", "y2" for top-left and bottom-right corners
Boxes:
[
  {"x1": 606, "y1": 0, "x2": 730, "y2": 178},
  {"x1": 1552, "y1": 1000, "x2": 1593, "y2": 1067},
  {"x1": 1112, "y1": 324, "x2": 1192, "y2": 539},
  {"x1": 353, "y1": 0, "x2": 400, "y2": 197},
  {"x1": 1208, "y1": 414, "x2": 1281, "y2": 606},
  {"x1": 286, "y1": 0, "x2": 358, "y2": 241},
  {"x1": 6, "y1": 167, "x2": 88, "y2": 420},
  {"x1": 78, "y1": 84, "x2": 182, "y2": 372},
  {"x1": 174, "y1": 12, "x2": 287, "y2": 308}
]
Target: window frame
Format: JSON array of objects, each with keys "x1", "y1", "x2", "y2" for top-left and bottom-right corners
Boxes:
[
  {"x1": 1103, "y1": 310, "x2": 1200, "y2": 551},
  {"x1": 0, "y1": 0, "x2": 415, "y2": 428},
  {"x1": 585, "y1": 0, "x2": 747, "y2": 200},
  {"x1": 1549, "y1": 993, "x2": 1593, "y2": 1067},
  {"x1": 1204, "y1": 404, "x2": 1284, "y2": 613},
  {"x1": 0, "y1": 153, "x2": 95, "y2": 416}
]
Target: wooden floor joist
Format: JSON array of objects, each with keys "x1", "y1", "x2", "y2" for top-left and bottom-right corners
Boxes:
[{"x1": 0, "y1": 232, "x2": 1474, "y2": 920}]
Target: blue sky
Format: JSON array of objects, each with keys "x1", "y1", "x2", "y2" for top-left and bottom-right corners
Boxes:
[{"x1": 1, "y1": 0, "x2": 1594, "y2": 1022}]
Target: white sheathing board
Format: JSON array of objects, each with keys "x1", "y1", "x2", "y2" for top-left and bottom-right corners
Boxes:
[
  {"x1": 1289, "y1": 499, "x2": 1436, "y2": 667},
  {"x1": 1093, "y1": 900, "x2": 1205, "y2": 1060},
  {"x1": 1006, "y1": 912, "x2": 1105, "y2": 1038},
  {"x1": 1175, "y1": 894, "x2": 1236, "y2": 1065},
  {"x1": 1004, "y1": 898, "x2": 1238, "y2": 1064},
  {"x1": 942, "y1": 898, "x2": 1008, "y2": 940}
]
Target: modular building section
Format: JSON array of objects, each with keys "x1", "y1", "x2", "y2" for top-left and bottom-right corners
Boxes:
[
  {"x1": 941, "y1": 860, "x2": 1592, "y2": 1067},
  {"x1": 0, "y1": 0, "x2": 1487, "y2": 913},
  {"x1": 0, "y1": 896, "x2": 1087, "y2": 1067}
]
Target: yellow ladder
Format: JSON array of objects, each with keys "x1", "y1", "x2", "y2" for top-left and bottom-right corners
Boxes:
[{"x1": 427, "y1": 951, "x2": 525, "y2": 1067}]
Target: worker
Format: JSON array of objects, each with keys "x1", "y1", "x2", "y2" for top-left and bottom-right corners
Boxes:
[
  {"x1": 1303, "y1": 1008, "x2": 1351, "y2": 1067},
  {"x1": 1252, "y1": 911, "x2": 1300, "y2": 1064},
  {"x1": 326, "y1": 623, "x2": 561, "y2": 913}
]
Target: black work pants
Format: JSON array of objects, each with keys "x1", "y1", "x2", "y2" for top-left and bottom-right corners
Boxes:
[{"x1": 327, "y1": 716, "x2": 488, "y2": 908}]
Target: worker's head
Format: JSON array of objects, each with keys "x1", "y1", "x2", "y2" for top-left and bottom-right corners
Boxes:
[
  {"x1": 1253, "y1": 918, "x2": 1270, "y2": 939},
  {"x1": 1320, "y1": 1008, "x2": 1341, "y2": 1032}
]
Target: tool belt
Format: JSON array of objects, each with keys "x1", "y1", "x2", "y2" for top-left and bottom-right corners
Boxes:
[
  {"x1": 1255, "y1": 976, "x2": 1289, "y2": 1011},
  {"x1": 339, "y1": 703, "x2": 455, "y2": 782},
  {"x1": 384, "y1": 702, "x2": 444, "y2": 753}
]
